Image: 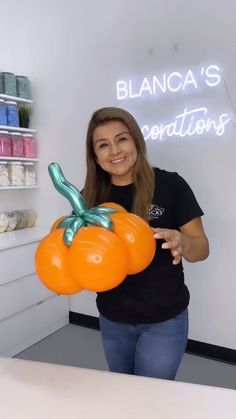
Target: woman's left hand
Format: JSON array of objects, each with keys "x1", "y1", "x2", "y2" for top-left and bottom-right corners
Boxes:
[
  {"x1": 152, "y1": 228, "x2": 183, "y2": 265},
  {"x1": 152, "y1": 218, "x2": 209, "y2": 264}
]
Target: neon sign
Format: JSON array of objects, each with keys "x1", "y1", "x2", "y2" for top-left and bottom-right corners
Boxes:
[
  {"x1": 115, "y1": 64, "x2": 232, "y2": 140},
  {"x1": 116, "y1": 65, "x2": 221, "y2": 100},
  {"x1": 141, "y1": 107, "x2": 231, "y2": 140}
]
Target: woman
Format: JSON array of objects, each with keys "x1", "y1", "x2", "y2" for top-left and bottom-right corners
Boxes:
[{"x1": 83, "y1": 107, "x2": 209, "y2": 380}]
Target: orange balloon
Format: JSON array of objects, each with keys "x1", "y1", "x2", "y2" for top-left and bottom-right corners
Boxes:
[
  {"x1": 110, "y1": 212, "x2": 156, "y2": 274},
  {"x1": 35, "y1": 229, "x2": 83, "y2": 295},
  {"x1": 68, "y1": 226, "x2": 129, "y2": 292},
  {"x1": 50, "y1": 216, "x2": 66, "y2": 232},
  {"x1": 99, "y1": 202, "x2": 127, "y2": 213}
]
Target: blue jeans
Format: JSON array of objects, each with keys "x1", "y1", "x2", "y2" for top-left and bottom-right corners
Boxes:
[{"x1": 99, "y1": 309, "x2": 188, "y2": 380}]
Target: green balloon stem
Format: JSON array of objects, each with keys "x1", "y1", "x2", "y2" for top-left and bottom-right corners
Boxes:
[
  {"x1": 48, "y1": 162, "x2": 117, "y2": 246},
  {"x1": 48, "y1": 163, "x2": 87, "y2": 216}
]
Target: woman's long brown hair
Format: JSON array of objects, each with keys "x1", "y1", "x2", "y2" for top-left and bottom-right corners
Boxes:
[{"x1": 83, "y1": 107, "x2": 154, "y2": 221}]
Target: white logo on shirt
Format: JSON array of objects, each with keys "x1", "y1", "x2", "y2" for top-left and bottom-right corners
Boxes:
[{"x1": 149, "y1": 204, "x2": 165, "y2": 220}]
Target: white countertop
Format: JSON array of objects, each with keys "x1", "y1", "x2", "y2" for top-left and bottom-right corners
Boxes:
[
  {"x1": 0, "y1": 357, "x2": 235, "y2": 418},
  {"x1": 0, "y1": 227, "x2": 49, "y2": 250}
]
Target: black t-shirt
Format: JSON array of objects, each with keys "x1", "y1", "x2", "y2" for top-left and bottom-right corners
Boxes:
[{"x1": 96, "y1": 168, "x2": 204, "y2": 324}]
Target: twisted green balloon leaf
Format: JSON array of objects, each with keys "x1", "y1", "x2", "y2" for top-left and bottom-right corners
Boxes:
[
  {"x1": 63, "y1": 218, "x2": 85, "y2": 247},
  {"x1": 89, "y1": 207, "x2": 116, "y2": 215},
  {"x1": 58, "y1": 215, "x2": 77, "y2": 229},
  {"x1": 84, "y1": 212, "x2": 113, "y2": 230},
  {"x1": 48, "y1": 162, "x2": 117, "y2": 246}
]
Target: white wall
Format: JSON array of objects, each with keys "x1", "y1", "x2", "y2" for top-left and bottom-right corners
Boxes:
[{"x1": 1, "y1": 0, "x2": 236, "y2": 349}]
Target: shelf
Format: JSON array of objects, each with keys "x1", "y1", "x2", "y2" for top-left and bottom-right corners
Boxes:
[
  {"x1": 0, "y1": 93, "x2": 33, "y2": 104},
  {"x1": 0, "y1": 227, "x2": 49, "y2": 250},
  {"x1": 0, "y1": 125, "x2": 36, "y2": 133},
  {"x1": 0, "y1": 156, "x2": 39, "y2": 162},
  {"x1": 0, "y1": 186, "x2": 38, "y2": 190},
  {"x1": 0, "y1": 83, "x2": 38, "y2": 195}
]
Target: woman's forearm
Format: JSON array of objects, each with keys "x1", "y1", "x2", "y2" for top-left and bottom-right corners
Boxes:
[{"x1": 181, "y1": 234, "x2": 209, "y2": 263}]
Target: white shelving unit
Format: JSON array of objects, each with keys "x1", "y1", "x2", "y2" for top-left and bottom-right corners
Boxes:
[
  {"x1": 0, "y1": 86, "x2": 69, "y2": 358},
  {"x1": 0, "y1": 156, "x2": 39, "y2": 162},
  {"x1": 0, "y1": 93, "x2": 35, "y2": 132},
  {"x1": 0, "y1": 157, "x2": 39, "y2": 189},
  {"x1": 0, "y1": 125, "x2": 36, "y2": 133},
  {"x1": 0, "y1": 186, "x2": 39, "y2": 190},
  {"x1": 0, "y1": 92, "x2": 38, "y2": 189},
  {"x1": 0, "y1": 93, "x2": 33, "y2": 104},
  {"x1": 0, "y1": 226, "x2": 49, "y2": 251},
  {"x1": 0, "y1": 93, "x2": 35, "y2": 133}
]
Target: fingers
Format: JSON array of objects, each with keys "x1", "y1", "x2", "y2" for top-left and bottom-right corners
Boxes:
[
  {"x1": 171, "y1": 250, "x2": 181, "y2": 265},
  {"x1": 163, "y1": 240, "x2": 182, "y2": 264},
  {"x1": 153, "y1": 228, "x2": 178, "y2": 243},
  {"x1": 153, "y1": 228, "x2": 174, "y2": 241},
  {"x1": 153, "y1": 228, "x2": 182, "y2": 265},
  {"x1": 161, "y1": 239, "x2": 179, "y2": 250}
]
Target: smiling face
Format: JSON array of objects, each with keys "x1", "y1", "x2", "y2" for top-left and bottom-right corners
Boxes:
[{"x1": 92, "y1": 120, "x2": 138, "y2": 185}]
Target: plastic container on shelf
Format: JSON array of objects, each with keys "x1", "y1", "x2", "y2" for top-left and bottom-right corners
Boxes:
[
  {"x1": 11, "y1": 132, "x2": 24, "y2": 157},
  {"x1": 15, "y1": 210, "x2": 28, "y2": 229},
  {"x1": 23, "y1": 133, "x2": 36, "y2": 158},
  {"x1": 0, "y1": 212, "x2": 9, "y2": 233},
  {"x1": 0, "y1": 210, "x2": 36, "y2": 232},
  {"x1": 0, "y1": 161, "x2": 10, "y2": 186},
  {"x1": 24, "y1": 162, "x2": 37, "y2": 186},
  {"x1": 8, "y1": 161, "x2": 25, "y2": 186},
  {"x1": 6, "y1": 211, "x2": 18, "y2": 231},
  {"x1": 16, "y1": 75, "x2": 31, "y2": 99},
  {"x1": 24, "y1": 209, "x2": 37, "y2": 227},
  {"x1": 1, "y1": 72, "x2": 17, "y2": 96},
  {"x1": 0, "y1": 131, "x2": 12, "y2": 156},
  {"x1": 6, "y1": 101, "x2": 19, "y2": 127},
  {"x1": 0, "y1": 99, "x2": 7, "y2": 125}
]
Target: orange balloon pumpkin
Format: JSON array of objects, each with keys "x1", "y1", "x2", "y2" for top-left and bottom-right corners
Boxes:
[
  {"x1": 110, "y1": 212, "x2": 156, "y2": 274},
  {"x1": 100, "y1": 202, "x2": 127, "y2": 213},
  {"x1": 50, "y1": 216, "x2": 66, "y2": 232},
  {"x1": 68, "y1": 226, "x2": 129, "y2": 292},
  {"x1": 35, "y1": 229, "x2": 83, "y2": 295}
]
